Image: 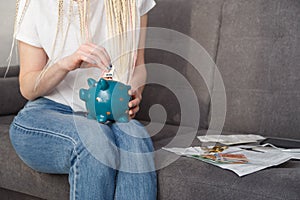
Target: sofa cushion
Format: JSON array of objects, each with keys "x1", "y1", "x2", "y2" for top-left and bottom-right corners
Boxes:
[
  {"x1": 158, "y1": 156, "x2": 300, "y2": 200},
  {"x1": 0, "y1": 115, "x2": 196, "y2": 200},
  {"x1": 0, "y1": 116, "x2": 69, "y2": 200},
  {"x1": 0, "y1": 66, "x2": 20, "y2": 78},
  {"x1": 157, "y1": 131, "x2": 300, "y2": 200},
  {"x1": 0, "y1": 66, "x2": 27, "y2": 116},
  {"x1": 137, "y1": 0, "x2": 224, "y2": 130},
  {"x1": 3, "y1": 113, "x2": 299, "y2": 200},
  {"x1": 0, "y1": 188, "x2": 43, "y2": 200},
  {"x1": 214, "y1": 0, "x2": 300, "y2": 139}
]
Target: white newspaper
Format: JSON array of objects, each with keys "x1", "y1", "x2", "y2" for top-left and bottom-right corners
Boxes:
[
  {"x1": 252, "y1": 144, "x2": 300, "y2": 160},
  {"x1": 198, "y1": 134, "x2": 265, "y2": 145},
  {"x1": 163, "y1": 146, "x2": 296, "y2": 177}
]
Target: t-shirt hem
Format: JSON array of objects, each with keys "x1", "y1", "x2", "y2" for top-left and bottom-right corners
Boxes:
[{"x1": 16, "y1": 34, "x2": 42, "y2": 48}]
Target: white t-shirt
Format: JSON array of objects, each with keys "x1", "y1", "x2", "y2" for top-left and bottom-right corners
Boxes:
[{"x1": 16, "y1": 0, "x2": 156, "y2": 112}]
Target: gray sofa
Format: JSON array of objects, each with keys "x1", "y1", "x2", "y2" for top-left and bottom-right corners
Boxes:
[{"x1": 1, "y1": 0, "x2": 300, "y2": 199}]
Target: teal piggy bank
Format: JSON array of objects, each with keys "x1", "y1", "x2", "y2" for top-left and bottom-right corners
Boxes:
[{"x1": 79, "y1": 78, "x2": 131, "y2": 123}]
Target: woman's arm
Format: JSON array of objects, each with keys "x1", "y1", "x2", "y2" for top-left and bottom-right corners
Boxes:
[
  {"x1": 19, "y1": 41, "x2": 68, "y2": 100},
  {"x1": 19, "y1": 41, "x2": 111, "y2": 100},
  {"x1": 128, "y1": 14, "x2": 148, "y2": 118}
]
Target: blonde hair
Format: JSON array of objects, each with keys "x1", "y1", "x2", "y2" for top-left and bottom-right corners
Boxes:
[
  {"x1": 105, "y1": 0, "x2": 138, "y2": 83},
  {"x1": 6, "y1": 0, "x2": 137, "y2": 86},
  {"x1": 5, "y1": 0, "x2": 30, "y2": 78}
]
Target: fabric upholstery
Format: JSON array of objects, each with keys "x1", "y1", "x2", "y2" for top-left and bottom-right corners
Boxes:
[
  {"x1": 1, "y1": 0, "x2": 300, "y2": 199},
  {"x1": 0, "y1": 116, "x2": 193, "y2": 200},
  {"x1": 158, "y1": 156, "x2": 300, "y2": 200},
  {"x1": 0, "y1": 66, "x2": 27, "y2": 116},
  {"x1": 0, "y1": 66, "x2": 20, "y2": 78},
  {"x1": 157, "y1": 130, "x2": 300, "y2": 200},
  {"x1": 0, "y1": 188, "x2": 42, "y2": 200},
  {"x1": 214, "y1": 0, "x2": 300, "y2": 139},
  {"x1": 137, "y1": 0, "x2": 224, "y2": 129},
  {"x1": 0, "y1": 121, "x2": 69, "y2": 200}
]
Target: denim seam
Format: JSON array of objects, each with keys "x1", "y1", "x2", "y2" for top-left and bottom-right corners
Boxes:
[
  {"x1": 73, "y1": 148, "x2": 80, "y2": 200},
  {"x1": 26, "y1": 98, "x2": 73, "y2": 111},
  {"x1": 50, "y1": 108, "x2": 73, "y2": 114},
  {"x1": 24, "y1": 105, "x2": 72, "y2": 114},
  {"x1": 12, "y1": 122, "x2": 77, "y2": 146}
]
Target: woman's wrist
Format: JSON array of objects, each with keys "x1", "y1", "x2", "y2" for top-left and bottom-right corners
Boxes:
[{"x1": 57, "y1": 55, "x2": 79, "y2": 73}]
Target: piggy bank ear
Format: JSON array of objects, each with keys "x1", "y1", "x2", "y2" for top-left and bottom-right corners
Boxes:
[
  {"x1": 99, "y1": 78, "x2": 109, "y2": 90},
  {"x1": 79, "y1": 89, "x2": 88, "y2": 100},
  {"x1": 88, "y1": 78, "x2": 97, "y2": 87}
]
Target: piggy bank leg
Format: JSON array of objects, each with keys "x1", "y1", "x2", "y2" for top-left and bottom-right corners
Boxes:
[
  {"x1": 96, "y1": 115, "x2": 107, "y2": 123},
  {"x1": 87, "y1": 113, "x2": 94, "y2": 120},
  {"x1": 116, "y1": 115, "x2": 129, "y2": 123}
]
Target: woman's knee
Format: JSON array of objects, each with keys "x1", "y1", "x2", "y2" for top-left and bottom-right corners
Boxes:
[
  {"x1": 112, "y1": 119, "x2": 150, "y2": 139},
  {"x1": 74, "y1": 121, "x2": 120, "y2": 170},
  {"x1": 112, "y1": 120, "x2": 154, "y2": 153}
]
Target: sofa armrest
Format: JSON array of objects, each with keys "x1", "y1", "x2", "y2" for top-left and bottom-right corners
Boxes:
[
  {"x1": 0, "y1": 66, "x2": 27, "y2": 116},
  {"x1": 0, "y1": 66, "x2": 20, "y2": 78}
]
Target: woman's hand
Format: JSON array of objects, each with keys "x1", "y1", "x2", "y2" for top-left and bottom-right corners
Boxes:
[
  {"x1": 128, "y1": 89, "x2": 142, "y2": 119},
  {"x1": 18, "y1": 41, "x2": 111, "y2": 100},
  {"x1": 59, "y1": 43, "x2": 111, "y2": 72}
]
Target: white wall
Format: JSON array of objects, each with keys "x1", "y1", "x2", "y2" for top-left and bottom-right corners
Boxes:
[{"x1": 0, "y1": 0, "x2": 18, "y2": 67}]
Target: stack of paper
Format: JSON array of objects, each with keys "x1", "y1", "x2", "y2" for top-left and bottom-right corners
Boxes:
[
  {"x1": 198, "y1": 134, "x2": 265, "y2": 145},
  {"x1": 163, "y1": 146, "x2": 294, "y2": 176}
]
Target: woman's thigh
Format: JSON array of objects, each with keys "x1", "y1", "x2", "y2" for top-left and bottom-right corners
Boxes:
[{"x1": 9, "y1": 98, "x2": 117, "y2": 173}]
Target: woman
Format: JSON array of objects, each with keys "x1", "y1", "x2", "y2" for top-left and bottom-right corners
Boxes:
[{"x1": 9, "y1": 0, "x2": 157, "y2": 199}]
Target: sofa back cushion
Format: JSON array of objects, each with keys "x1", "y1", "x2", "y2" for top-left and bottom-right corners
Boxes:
[
  {"x1": 136, "y1": 0, "x2": 224, "y2": 130},
  {"x1": 214, "y1": 0, "x2": 300, "y2": 139},
  {"x1": 0, "y1": 66, "x2": 27, "y2": 116}
]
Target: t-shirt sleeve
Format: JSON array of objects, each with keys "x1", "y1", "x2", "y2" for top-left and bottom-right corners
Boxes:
[
  {"x1": 15, "y1": 0, "x2": 42, "y2": 48},
  {"x1": 138, "y1": 0, "x2": 156, "y2": 16}
]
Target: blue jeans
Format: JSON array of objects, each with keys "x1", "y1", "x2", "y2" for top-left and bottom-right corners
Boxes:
[{"x1": 9, "y1": 98, "x2": 157, "y2": 200}]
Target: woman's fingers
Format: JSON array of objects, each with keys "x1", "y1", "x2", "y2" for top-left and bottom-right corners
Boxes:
[
  {"x1": 129, "y1": 106, "x2": 139, "y2": 118},
  {"x1": 128, "y1": 89, "x2": 142, "y2": 119},
  {"x1": 78, "y1": 44, "x2": 111, "y2": 70},
  {"x1": 128, "y1": 98, "x2": 140, "y2": 109},
  {"x1": 87, "y1": 43, "x2": 111, "y2": 65},
  {"x1": 79, "y1": 51, "x2": 106, "y2": 70},
  {"x1": 128, "y1": 89, "x2": 134, "y2": 96}
]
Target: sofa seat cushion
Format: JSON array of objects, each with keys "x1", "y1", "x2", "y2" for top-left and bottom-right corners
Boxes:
[
  {"x1": 0, "y1": 116, "x2": 197, "y2": 199},
  {"x1": 0, "y1": 116, "x2": 15, "y2": 126},
  {"x1": 0, "y1": 116, "x2": 69, "y2": 200},
  {"x1": 2, "y1": 116, "x2": 300, "y2": 200},
  {"x1": 157, "y1": 131, "x2": 300, "y2": 200},
  {"x1": 0, "y1": 77, "x2": 27, "y2": 116},
  {"x1": 158, "y1": 156, "x2": 300, "y2": 200}
]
